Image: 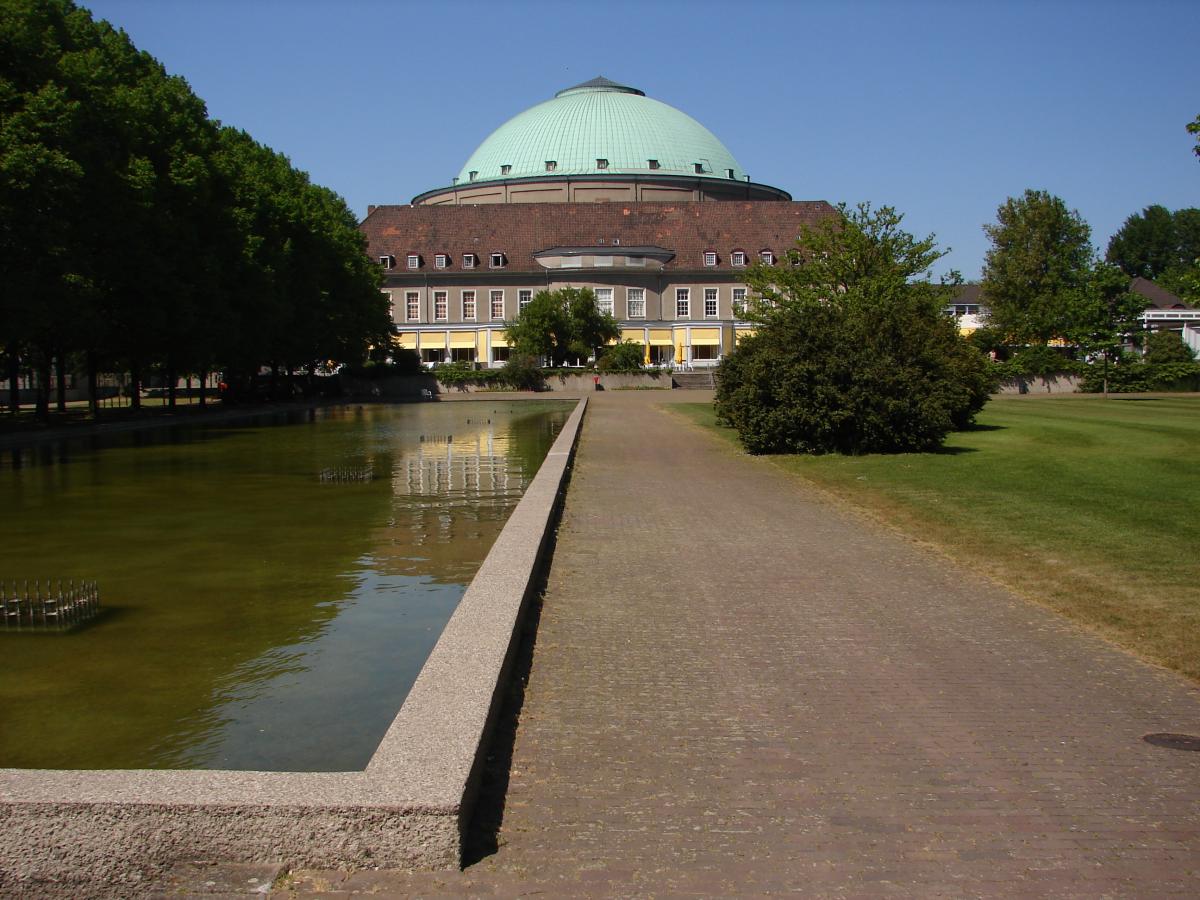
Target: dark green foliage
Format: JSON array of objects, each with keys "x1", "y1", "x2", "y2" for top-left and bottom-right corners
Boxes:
[
  {"x1": 981, "y1": 190, "x2": 1093, "y2": 345},
  {"x1": 1190, "y1": 113, "x2": 1200, "y2": 160},
  {"x1": 715, "y1": 203, "x2": 993, "y2": 455},
  {"x1": 0, "y1": 0, "x2": 389, "y2": 415},
  {"x1": 504, "y1": 288, "x2": 619, "y2": 366},
  {"x1": 1144, "y1": 330, "x2": 1196, "y2": 364},
  {"x1": 1078, "y1": 355, "x2": 1200, "y2": 393},
  {"x1": 1105, "y1": 205, "x2": 1200, "y2": 302},
  {"x1": 597, "y1": 340, "x2": 645, "y2": 373},
  {"x1": 499, "y1": 354, "x2": 546, "y2": 390}
]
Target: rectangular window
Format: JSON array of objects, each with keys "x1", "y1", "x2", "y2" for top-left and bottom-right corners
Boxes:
[
  {"x1": 435, "y1": 254, "x2": 448, "y2": 269},
  {"x1": 625, "y1": 255, "x2": 644, "y2": 267},
  {"x1": 760, "y1": 250, "x2": 774, "y2": 265},
  {"x1": 627, "y1": 288, "x2": 645, "y2": 319},
  {"x1": 490, "y1": 289, "x2": 504, "y2": 319},
  {"x1": 490, "y1": 252, "x2": 505, "y2": 269},
  {"x1": 434, "y1": 291, "x2": 448, "y2": 321},
  {"x1": 676, "y1": 288, "x2": 690, "y2": 318},
  {"x1": 463, "y1": 254, "x2": 476, "y2": 269},
  {"x1": 732, "y1": 287, "x2": 747, "y2": 318},
  {"x1": 703, "y1": 251, "x2": 717, "y2": 267},
  {"x1": 379, "y1": 255, "x2": 394, "y2": 269},
  {"x1": 594, "y1": 255, "x2": 613, "y2": 267},
  {"x1": 731, "y1": 251, "x2": 746, "y2": 267},
  {"x1": 407, "y1": 254, "x2": 420, "y2": 269},
  {"x1": 704, "y1": 287, "x2": 718, "y2": 318},
  {"x1": 519, "y1": 289, "x2": 532, "y2": 313},
  {"x1": 596, "y1": 158, "x2": 608, "y2": 169},
  {"x1": 405, "y1": 291, "x2": 420, "y2": 322},
  {"x1": 462, "y1": 290, "x2": 476, "y2": 321},
  {"x1": 594, "y1": 287, "x2": 614, "y2": 316}
]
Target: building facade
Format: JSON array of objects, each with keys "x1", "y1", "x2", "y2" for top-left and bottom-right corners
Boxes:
[{"x1": 360, "y1": 76, "x2": 837, "y2": 368}]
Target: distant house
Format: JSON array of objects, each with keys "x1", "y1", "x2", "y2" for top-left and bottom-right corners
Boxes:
[
  {"x1": 944, "y1": 284, "x2": 986, "y2": 334},
  {"x1": 1130, "y1": 278, "x2": 1200, "y2": 356}
]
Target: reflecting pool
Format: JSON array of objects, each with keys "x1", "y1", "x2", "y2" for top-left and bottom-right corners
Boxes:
[{"x1": 0, "y1": 401, "x2": 573, "y2": 771}]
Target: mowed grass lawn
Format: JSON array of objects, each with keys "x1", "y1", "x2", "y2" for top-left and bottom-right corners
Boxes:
[{"x1": 676, "y1": 396, "x2": 1200, "y2": 681}]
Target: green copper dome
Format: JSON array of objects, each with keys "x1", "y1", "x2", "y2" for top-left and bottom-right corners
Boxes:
[{"x1": 454, "y1": 77, "x2": 746, "y2": 186}]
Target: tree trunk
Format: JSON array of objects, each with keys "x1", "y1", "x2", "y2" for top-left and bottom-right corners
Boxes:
[
  {"x1": 198, "y1": 370, "x2": 206, "y2": 407},
  {"x1": 35, "y1": 350, "x2": 51, "y2": 420},
  {"x1": 6, "y1": 352, "x2": 19, "y2": 413},
  {"x1": 167, "y1": 362, "x2": 177, "y2": 409},
  {"x1": 129, "y1": 359, "x2": 142, "y2": 410},
  {"x1": 87, "y1": 351, "x2": 99, "y2": 417},
  {"x1": 55, "y1": 353, "x2": 67, "y2": 412}
]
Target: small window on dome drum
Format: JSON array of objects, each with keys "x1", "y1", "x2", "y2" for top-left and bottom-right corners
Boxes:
[
  {"x1": 648, "y1": 159, "x2": 659, "y2": 169},
  {"x1": 501, "y1": 164, "x2": 511, "y2": 175},
  {"x1": 468, "y1": 171, "x2": 477, "y2": 182},
  {"x1": 596, "y1": 158, "x2": 608, "y2": 169},
  {"x1": 545, "y1": 160, "x2": 557, "y2": 172},
  {"x1": 726, "y1": 168, "x2": 735, "y2": 179},
  {"x1": 694, "y1": 163, "x2": 704, "y2": 174}
]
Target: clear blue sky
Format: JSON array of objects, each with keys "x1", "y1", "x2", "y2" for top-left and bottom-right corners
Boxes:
[{"x1": 84, "y1": 0, "x2": 1200, "y2": 280}]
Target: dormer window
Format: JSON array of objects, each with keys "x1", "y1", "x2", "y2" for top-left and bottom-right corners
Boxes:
[
  {"x1": 703, "y1": 251, "x2": 718, "y2": 267},
  {"x1": 501, "y1": 164, "x2": 511, "y2": 175},
  {"x1": 596, "y1": 158, "x2": 608, "y2": 169},
  {"x1": 694, "y1": 163, "x2": 704, "y2": 174},
  {"x1": 463, "y1": 253, "x2": 476, "y2": 269},
  {"x1": 731, "y1": 250, "x2": 747, "y2": 267},
  {"x1": 545, "y1": 160, "x2": 557, "y2": 172},
  {"x1": 760, "y1": 249, "x2": 775, "y2": 265},
  {"x1": 490, "y1": 252, "x2": 506, "y2": 269},
  {"x1": 406, "y1": 254, "x2": 421, "y2": 269},
  {"x1": 434, "y1": 253, "x2": 448, "y2": 269},
  {"x1": 648, "y1": 159, "x2": 660, "y2": 169},
  {"x1": 468, "y1": 171, "x2": 478, "y2": 182},
  {"x1": 379, "y1": 255, "x2": 395, "y2": 269},
  {"x1": 726, "y1": 168, "x2": 735, "y2": 179}
]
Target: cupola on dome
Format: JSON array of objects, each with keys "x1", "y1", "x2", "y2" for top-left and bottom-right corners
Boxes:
[{"x1": 454, "y1": 76, "x2": 745, "y2": 185}]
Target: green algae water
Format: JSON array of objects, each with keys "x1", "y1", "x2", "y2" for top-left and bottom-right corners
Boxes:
[{"x1": 0, "y1": 401, "x2": 572, "y2": 772}]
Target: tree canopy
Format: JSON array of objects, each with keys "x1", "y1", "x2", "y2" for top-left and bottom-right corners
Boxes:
[
  {"x1": 715, "y1": 203, "x2": 992, "y2": 455},
  {"x1": 981, "y1": 190, "x2": 1093, "y2": 345},
  {"x1": 503, "y1": 287, "x2": 619, "y2": 367},
  {"x1": 0, "y1": 0, "x2": 389, "y2": 415},
  {"x1": 1189, "y1": 114, "x2": 1200, "y2": 160},
  {"x1": 1105, "y1": 205, "x2": 1200, "y2": 300}
]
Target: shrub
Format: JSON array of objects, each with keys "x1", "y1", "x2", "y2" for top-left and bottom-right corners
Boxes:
[
  {"x1": 1144, "y1": 330, "x2": 1196, "y2": 364},
  {"x1": 715, "y1": 203, "x2": 993, "y2": 455},
  {"x1": 499, "y1": 354, "x2": 546, "y2": 390},
  {"x1": 597, "y1": 341, "x2": 645, "y2": 373}
]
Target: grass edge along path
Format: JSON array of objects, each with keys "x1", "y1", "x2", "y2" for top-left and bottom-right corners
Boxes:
[{"x1": 673, "y1": 396, "x2": 1200, "y2": 683}]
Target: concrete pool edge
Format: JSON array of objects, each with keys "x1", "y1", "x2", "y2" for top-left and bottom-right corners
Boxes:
[{"x1": 0, "y1": 397, "x2": 588, "y2": 891}]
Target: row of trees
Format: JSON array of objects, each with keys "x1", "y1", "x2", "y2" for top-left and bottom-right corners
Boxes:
[
  {"x1": 1, "y1": 0, "x2": 391, "y2": 416},
  {"x1": 977, "y1": 190, "x2": 1197, "y2": 393}
]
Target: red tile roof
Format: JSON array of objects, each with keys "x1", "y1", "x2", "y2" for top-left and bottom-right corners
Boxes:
[{"x1": 359, "y1": 201, "x2": 838, "y2": 272}]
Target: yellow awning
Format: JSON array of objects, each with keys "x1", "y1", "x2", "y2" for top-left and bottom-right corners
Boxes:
[
  {"x1": 735, "y1": 327, "x2": 756, "y2": 342},
  {"x1": 619, "y1": 329, "x2": 646, "y2": 344},
  {"x1": 490, "y1": 333, "x2": 509, "y2": 348},
  {"x1": 421, "y1": 332, "x2": 447, "y2": 350},
  {"x1": 449, "y1": 331, "x2": 476, "y2": 349},
  {"x1": 395, "y1": 332, "x2": 418, "y2": 349},
  {"x1": 648, "y1": 329, "x2": 673, "y2": 345},
  {"x1": 691, "y1": 328, "x2": 721, "y2": 346}
]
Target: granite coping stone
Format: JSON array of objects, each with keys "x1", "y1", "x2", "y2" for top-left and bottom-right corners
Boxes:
[{"x1": 0, "y1": 397, "x2": 588, "y2": 895}]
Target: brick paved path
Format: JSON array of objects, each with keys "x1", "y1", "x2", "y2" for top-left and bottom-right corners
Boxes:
[{"x1": 289, "y1": 391, "x2": 1200, "y2": 896}]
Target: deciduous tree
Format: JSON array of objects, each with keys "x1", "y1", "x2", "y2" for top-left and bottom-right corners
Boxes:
[{"x1": 981, "y1": 190, "x2": 1093, "y2": 346}]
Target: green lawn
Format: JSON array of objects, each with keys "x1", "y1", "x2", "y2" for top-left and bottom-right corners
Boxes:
[{"x1": 676, "y1": 396, "x2": 1200, "y2": 681}]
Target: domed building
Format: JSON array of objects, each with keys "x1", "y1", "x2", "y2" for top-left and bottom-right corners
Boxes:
[{"x1": 361, "y1": 77, "x2": 836, "y2": 368}]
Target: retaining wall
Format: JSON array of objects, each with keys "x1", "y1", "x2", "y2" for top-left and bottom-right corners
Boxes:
[{"x1": 0, "y1": 397, "x2": 588, "y2": 895}]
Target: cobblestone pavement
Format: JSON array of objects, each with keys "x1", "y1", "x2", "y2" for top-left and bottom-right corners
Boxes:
[{"x1": 285, "y1": 391, "x2": 1200, "y2": 897}]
